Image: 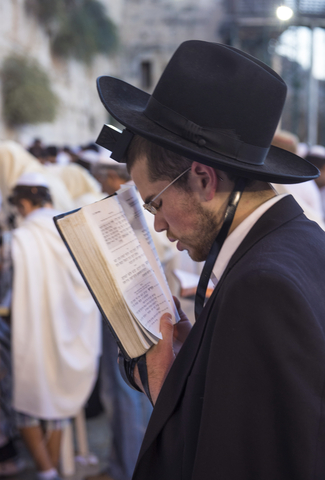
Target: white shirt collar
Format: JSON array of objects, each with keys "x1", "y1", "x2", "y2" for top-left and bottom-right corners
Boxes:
[{"x1": 210, "y1": 194, "x2": 288, "y2": 287}]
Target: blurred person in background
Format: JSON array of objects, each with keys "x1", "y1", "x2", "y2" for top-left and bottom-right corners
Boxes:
[
  {"x1": 46, "y1": 159, "x2": 105, "y2": 208},
  {"x1": 304, "y1": 144, "x2": 325, "y2": 220},
  {"x1": 93, "y1": 154, "x2": 132, "y2": 196},
  {"x1": 56, "y1": 147, "x2": 73, "y2": 166},
  {"x1": 91, "y1": 321, "x2": 153, "y2": 480},
  {"x1": 0, "y1": 317, "x2": 26, "y2": 477},
  {"x1": 72, "y1": 143, "x2": 101, "y2": 172},
  {"x1": 271, "y1": 129, "x2": 324, "y2": 228},
  {"x1": 28, "y1": 138, "x2": 45, "y2": 162},
  {"x1": 42, "y1": 146, "x2": 58, "y2": 165},
  {"x1": 7, "y1": 172, "x2": 101, "y2": 480},
  {"x1": 74, "y1": 148, "x2": 100, "y2": 173},
  {"x1": 0, "y1": 140, "x2": 75, "y2": 218},
  {"x1": 0, "y1": 196, "x2": 26, "y2": 477}
]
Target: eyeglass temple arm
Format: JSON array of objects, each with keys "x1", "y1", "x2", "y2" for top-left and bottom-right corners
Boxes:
[{"x1": 151, "y1": 167, "x2": 191, "y2": 203}]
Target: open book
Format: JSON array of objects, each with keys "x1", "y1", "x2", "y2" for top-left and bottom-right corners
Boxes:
[{"x1": 54, "y1": 185, "x2": 179, "y2": 360}]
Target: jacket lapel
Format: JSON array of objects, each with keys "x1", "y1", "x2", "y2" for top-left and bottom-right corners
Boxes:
[
  {"x1": 226, "y1": 194, "x2": 303, "y2": 272},
  {"x1": 137, "y1": 195, "x2": 303, "y2": 460}
]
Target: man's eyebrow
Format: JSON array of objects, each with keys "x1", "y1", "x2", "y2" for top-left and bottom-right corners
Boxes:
[{"x1": 144, "y1": 194, "x2": 154, "y2": 204}]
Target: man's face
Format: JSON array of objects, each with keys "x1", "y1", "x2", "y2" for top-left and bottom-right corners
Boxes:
[
  {"x1": 14, "y1": 198, "x2": 35, "y2": 218},
  {"x1": 131, "y1": 157, "x2": 221, "y2": 262}
]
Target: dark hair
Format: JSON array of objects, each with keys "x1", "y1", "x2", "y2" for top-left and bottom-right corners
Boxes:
[
  {"x1": 45, "y1": 145, "x2": 58, "y2": 157},
  {"x1": 8, "y1": 186, "x2": 52, "y2": 207},
  {"x1": 83, "y1": 142, "x2": 99, "y2": 152},
  {"x1": 125, "y1": 135, "x2": 260, "y2": 193},
  {"x1": 92, "y1": 163, "x2": 131, "y2": 182},
  {"x1": 125, "y1": 135, "x2": 192, "y2": 188}
]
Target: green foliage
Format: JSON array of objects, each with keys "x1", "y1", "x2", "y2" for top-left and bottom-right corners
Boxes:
[
  {"x1": 25, "y1": 0, "x2": 118, "y2": 64},
  {"x1": 1, "y1": 55, "x2": 58, "y2": 126},
  {"x1": 25, "y1": 0, "x2": 66, "y2": 24},
  {"x1": 82, "y1": 0, "x2": 118, "y2": 53}
]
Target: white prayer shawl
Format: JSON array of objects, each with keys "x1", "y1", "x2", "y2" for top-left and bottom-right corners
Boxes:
[
  {"x1": 12, "y1": 208, "x2": 101, "y2": 419},
  {"x1": 0, "y1": 140, "x2": 75, "y2": 216}
]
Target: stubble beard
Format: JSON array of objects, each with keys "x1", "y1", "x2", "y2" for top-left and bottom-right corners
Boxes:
[{"x1": 173, "y1": 198, "x2": 223, "y2": 263}]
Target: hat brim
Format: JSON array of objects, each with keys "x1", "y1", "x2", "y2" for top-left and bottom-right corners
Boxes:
[{"x1": 97, "y1": 76, "x2": 319, "y2": 184}]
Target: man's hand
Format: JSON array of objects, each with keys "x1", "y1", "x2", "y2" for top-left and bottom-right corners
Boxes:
[
  {"x1": 134, "y1": 297, "x2": 192, "y2": 404},
  {"x1": 172, "y1": 296, "x2": 193, "y2": 355}
]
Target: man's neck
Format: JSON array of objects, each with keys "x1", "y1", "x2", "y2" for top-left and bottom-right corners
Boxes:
[
  {"x1": 229, "y1": 186, "x2": 276, "y2": 234},
  {"x1": 23, "y1": 202, "x2": 53, "y2": 218}
]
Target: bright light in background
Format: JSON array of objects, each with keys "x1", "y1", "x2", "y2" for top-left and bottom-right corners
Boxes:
[
  {"x1": 276, "y1": 26, "x2": 325, "y2": 80},
  {"x1": 276, "y1": 27, "x2": 311, "y2": 69},
  {"x1": 276, "y1": 6, "x2": 294, "y2": 21},
  {"x1": 314, "y1": 28, "x2": 325, "y2": 79}
]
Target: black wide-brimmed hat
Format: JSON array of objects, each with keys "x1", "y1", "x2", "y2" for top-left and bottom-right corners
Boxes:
[{"x1": 96, "y1": 40, "x2": 318, "y2": 184}]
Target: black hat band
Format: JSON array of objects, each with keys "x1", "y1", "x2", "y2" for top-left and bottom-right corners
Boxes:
[{"x1": 144, "y1": 97, "x2": 269, "y2": 166}]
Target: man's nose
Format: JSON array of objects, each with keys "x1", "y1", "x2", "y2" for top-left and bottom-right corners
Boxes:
[{"x1": 154, "y1": 212, "x2": 168, "y2": 232}]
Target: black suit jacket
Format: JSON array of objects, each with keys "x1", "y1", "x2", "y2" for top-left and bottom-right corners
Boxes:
[{"x1": 133, "y1": 195, "x2": 325, "y2": 480}]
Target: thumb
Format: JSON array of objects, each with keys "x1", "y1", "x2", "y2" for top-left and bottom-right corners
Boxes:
[
  {"x1": 159, "y1": 313, "x2": 174, "y2": 343},
  {"x1": 145, "y1": 314, "x2": 175, "y2": 404}
]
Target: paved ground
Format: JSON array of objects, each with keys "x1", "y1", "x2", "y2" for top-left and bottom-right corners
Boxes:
[{"x1": 6, "y1": 412, "x2": 111, "y2": 480}]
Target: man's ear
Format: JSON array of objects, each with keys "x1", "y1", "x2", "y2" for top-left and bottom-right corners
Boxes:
[{"x1": 189, "y1": 161, "x2": 219, "y2": 201}]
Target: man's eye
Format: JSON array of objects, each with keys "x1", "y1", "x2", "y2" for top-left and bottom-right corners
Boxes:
[{"x1": 152, "y1": 200, "x2": 162, "y2": 211}]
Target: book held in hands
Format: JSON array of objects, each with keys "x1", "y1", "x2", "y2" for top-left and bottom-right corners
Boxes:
[{"x1": 54, "y1": 185, "x2": 179, "y2": 360}]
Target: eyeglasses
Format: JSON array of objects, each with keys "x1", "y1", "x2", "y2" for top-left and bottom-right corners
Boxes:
[{"x1": 143, "y1": 167, "x2": 191, "y2": 215}]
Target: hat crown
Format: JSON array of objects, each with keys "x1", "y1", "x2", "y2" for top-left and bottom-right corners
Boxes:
[
  {"x1": 150, "y1": 41, "x2": 287, "y2": 149},
  {"x1": 96, "y1": 40, "x2": 319, "y2": 183}
]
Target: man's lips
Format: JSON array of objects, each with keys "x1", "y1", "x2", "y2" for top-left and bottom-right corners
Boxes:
[{"x1": 168, "y1": 236, "x2": 186, "y2": 251}]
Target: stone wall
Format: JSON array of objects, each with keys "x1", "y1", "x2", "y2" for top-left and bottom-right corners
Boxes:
[
  {"x1": 0, "y1": 0, "x2": 119, "y2": 148},
  {"x1": 119, "y1": 0, "x2": 224, "y2": 92},
  {"x1": 0, "y1": 0, "x2": 225, "y2": 148}
]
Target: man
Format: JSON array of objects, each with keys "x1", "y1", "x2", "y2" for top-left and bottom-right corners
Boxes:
[
  {"x1": 0, "y1": 201, "x2": 26, "y2": 477},
  {"x1": 305, "y1": 144, "x2": 325, "y2": 220},
  {"x1": 8, "y1": 172, "x2": 101, "y2": 480},
  {"x1": 271, "y1": 130, "x2": 325, "y2": 228},
  {"x1": 92, "y1": 154, "x2": 132, "y2": 196},
  {"x1": 95, "y1": 41, "x2": 325, "y2": 479},
  {"x1": 0, "y1": 140, "x2": 75, "y2": 215},
  {"x1": 28, "y1": 138, "x2": 45, "y2": 161}
]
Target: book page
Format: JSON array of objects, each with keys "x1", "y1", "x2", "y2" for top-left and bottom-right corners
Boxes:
[
  {"x1": 55, "y1": 208, "x2": 154, "y2": 359},
  {"x1": 117, "y1": 185, "x2": 179, "y2": 323},
  {"x1": 82, "y1": 196, "x2": 176, "y2": 339}
]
